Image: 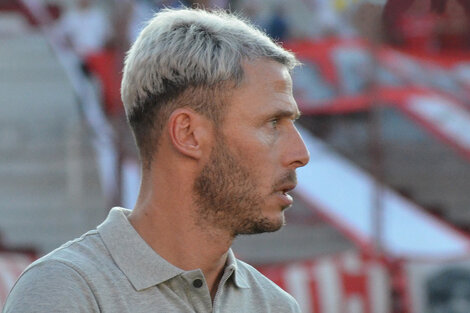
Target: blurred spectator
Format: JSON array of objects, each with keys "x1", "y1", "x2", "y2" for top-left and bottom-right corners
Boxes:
[
  {"x1": 265, "y1": 4, "x2": 289, "y2": 41},
  {"x1": 311, "y1": 0, "x2": 353, "y2": 37},
  {"x1": 351, "y1": 1, "x2": 385, "y2": 43},
  {"x1": 56, "y1": 0, "x2": 124, "y2": 117},
  {"x1": 239, "y1": 0, "x2": 356, "y2": 40},
  {"x1": 382, "y1": 0, "x2": 470, "y2": 50},
  {"x1": 289, "y1": 0, "x2": 354, "y2": 38},
  {"x1": 56, "y1": 0, "x2": 111, "y2": 59}
]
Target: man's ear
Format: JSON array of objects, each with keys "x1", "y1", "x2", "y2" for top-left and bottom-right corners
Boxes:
[{"x1": 167, "y1": 108, "x2": 211, "y2": 160}]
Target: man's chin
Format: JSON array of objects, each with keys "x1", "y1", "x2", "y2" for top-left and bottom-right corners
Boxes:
[{"x1": 235, "y1": 214, "x2": 285, "y2": 236}]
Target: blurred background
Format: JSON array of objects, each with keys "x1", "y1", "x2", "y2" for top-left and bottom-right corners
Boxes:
[{"x1": 1, "y1": 0, "x2": 470, "y2": 312}]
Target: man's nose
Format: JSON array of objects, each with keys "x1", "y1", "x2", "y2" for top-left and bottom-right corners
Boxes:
[{"x1": 285, "y1": 126, "x2": 310, "y2": 169}]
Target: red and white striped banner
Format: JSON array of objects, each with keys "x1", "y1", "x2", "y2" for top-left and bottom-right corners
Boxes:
[{"x1": 257, "y1": 251, "x2": 390, "y2": 313}]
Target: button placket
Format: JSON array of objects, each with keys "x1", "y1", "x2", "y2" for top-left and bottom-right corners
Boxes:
[
  {"x1": 213, "y1": 266, "x2": 236, "y2": 312},
  {"x1": 181, "y1": 270, "x2": 212, "y2": 313}
]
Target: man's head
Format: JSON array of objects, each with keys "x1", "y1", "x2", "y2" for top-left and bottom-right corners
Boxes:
[
  {"x1": 122, "y1": 8, "x2": 309, "y2": 236},
  {"x1": 121, "y1": 8, "x2": 299, "y2": 169}
]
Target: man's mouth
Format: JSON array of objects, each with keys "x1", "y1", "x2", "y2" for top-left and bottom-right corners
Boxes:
[
  {"x1": 272, "y1": 171, "x2": 297, "y2": 206},
  {"x1": 281, "y1": 184, "x2": 296, "y2": 194},
  {"x1": 275, "y1": 184, "x2": 296, "y2": 206}
]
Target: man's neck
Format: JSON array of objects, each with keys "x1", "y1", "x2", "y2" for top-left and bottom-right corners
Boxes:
[{"x1": 128, "y1": 199, "x2": 233, "y2": 299}]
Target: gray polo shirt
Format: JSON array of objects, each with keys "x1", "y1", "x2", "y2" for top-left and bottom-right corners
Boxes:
[{"x1": 3, "y1": 207, "x2": 301, "y2": 313}]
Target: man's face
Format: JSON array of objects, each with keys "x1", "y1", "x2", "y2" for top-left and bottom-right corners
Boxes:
[{"x1": 193, "y1": 59, "x2": 310, "y2": 237}]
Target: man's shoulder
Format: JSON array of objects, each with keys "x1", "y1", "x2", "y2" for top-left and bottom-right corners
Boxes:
[
  {"x1": 235, "y1": 258, "x2": 300, "y2": 312},
  {"x1": 31, "y1": 229, "x2": 108, "y2": 271},
  {"x1": 18, "y1": 228, "x2": 113, "y2": 288},
  {"x1": 3, "y1": 230, "x2": 107, "y2": 312}
]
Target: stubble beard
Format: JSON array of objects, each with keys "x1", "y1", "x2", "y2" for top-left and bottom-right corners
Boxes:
[{"x1": 193, "y1": 136, "x2": 286, "y2": 238}]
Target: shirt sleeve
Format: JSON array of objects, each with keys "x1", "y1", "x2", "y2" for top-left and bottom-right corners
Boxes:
[{"x1": 3, "y1": 260, "x2": 100, "y2": 313}]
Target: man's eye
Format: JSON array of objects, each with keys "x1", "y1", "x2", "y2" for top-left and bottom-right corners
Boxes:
[{"x1": 270, "y1": 119, "x2": 279, "y2": 128}]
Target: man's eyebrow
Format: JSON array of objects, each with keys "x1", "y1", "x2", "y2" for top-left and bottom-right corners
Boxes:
[{"x1": 272, "y1": 109, "x2": 302, "y2": 120}]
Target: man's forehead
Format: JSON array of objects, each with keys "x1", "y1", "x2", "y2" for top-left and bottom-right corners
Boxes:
[
  {"x1": 222, "y1": 59, "x2": 300, "y2": 118},
  {"x1": 273, "y1": 75, "x2": 293, "y2": 93},
  {"x1": 241, "y1": 59, "x2": 291, "y2": 82}
]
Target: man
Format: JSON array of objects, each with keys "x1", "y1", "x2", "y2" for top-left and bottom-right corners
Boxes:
[
  {"x1": 3, "y1": 8, "x2": 309, "y2": 312},
  {"x1": 57, "y1": 0, "x2": 111, "y2": 58}
]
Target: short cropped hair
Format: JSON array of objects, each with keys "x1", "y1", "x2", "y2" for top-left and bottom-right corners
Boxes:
[{"x1": 121, "y1": 8, "x2": 299, "y2": 168}]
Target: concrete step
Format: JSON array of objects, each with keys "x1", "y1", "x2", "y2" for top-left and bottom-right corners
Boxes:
[
  {"x1": 0, "y1": 12, "x2": 31, "y2": 35},
  {"x1": 0, "y1": 141, "x2": 96, "y2": 168},
  {"x1": 0, "y1": 32, "x2": 58, "y2": 64},
  {"x1": 0, "y1": 82, "x2": 76, "y2": 117},
  {"x1": 0, "y1": 23, "x2": 107, "y2": 255},
  {"x1": 0, "y1": 208, "x2": 107, "y2": 253}
]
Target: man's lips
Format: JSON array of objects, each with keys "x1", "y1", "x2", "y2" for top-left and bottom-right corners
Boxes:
[
  {"x1": 272, "y1": 171, "x2": 297, "y2": 207},
  {"x1": 276, "y1": 191, "x2": 293, "y2": 207},
  {"x1": 279, "y1": 184, "x2": 296, "y2": 194},
  {"x1": 275, "y1": 184, "x2": 296, "y2": 206}
]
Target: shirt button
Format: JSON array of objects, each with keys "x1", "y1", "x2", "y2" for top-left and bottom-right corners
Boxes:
[{"x1": 192, "y1": 279, "x2": 203, "y2": 288}]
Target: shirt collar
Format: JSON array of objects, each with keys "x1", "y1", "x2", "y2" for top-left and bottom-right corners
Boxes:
[
  {"x1": 226, "y1": 249, "x2": 250, "y2": 289},
  {"x1": 97, "y1": 207, "x2": 184, "y2": 291},
  {"x1": 98, "y1": 207, "x2": 250, "y2": 291}
]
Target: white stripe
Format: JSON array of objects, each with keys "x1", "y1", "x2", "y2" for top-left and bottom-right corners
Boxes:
[
  {"x1": 285, "y1": 263, "x2": 313, "y2": 313},
  {"x1": 345, "y1": 296, "x2": 364, "y2": 313},
  {"x1": 316, "y1": 257, "x2": 342, "y2": 313},
  {"x1": 368, "y1": 262, "x2": 390, "y2": 313}
]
